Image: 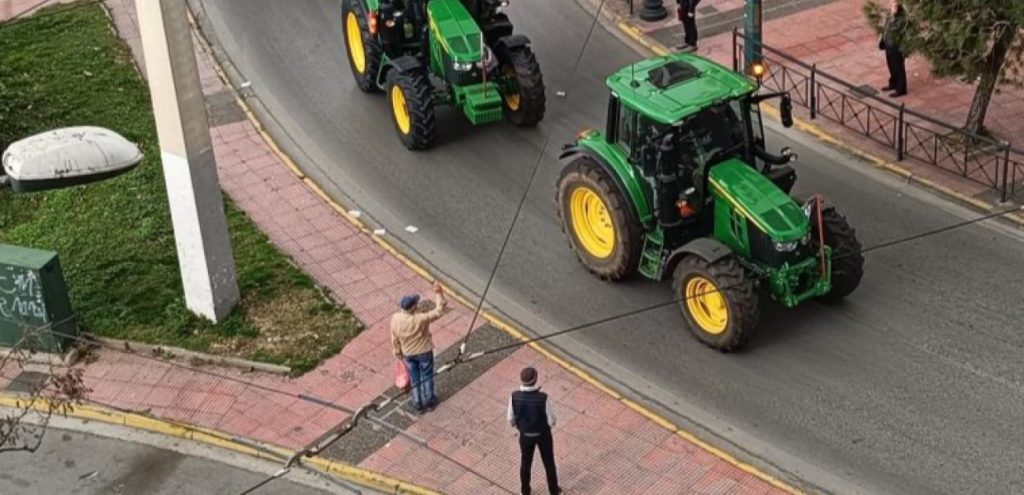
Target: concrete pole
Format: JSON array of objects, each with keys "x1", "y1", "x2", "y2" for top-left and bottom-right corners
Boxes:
[
  {"x1": 744, "y1": 0, "x2": 763, "y2": 71},
  {"x1": 135, "y1": 0, "x2": 239, "y2": 322}
]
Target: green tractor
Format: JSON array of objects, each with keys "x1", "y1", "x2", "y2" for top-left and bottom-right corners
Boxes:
[
  {"x1": 342, "y1": 0, "x2": 545, "y2": 150},
  {"x1": 557, "y1": 53, "x2": 865, "y2": 351}
]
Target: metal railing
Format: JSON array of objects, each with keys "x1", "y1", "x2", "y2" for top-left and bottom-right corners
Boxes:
[{"x1": 732, "y1": 29, "x2": 1024, "y2": 203}]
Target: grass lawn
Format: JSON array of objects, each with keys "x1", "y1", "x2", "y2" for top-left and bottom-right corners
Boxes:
[{"x1": 0, "y1": 2, "x2": 362, "y2": 374}]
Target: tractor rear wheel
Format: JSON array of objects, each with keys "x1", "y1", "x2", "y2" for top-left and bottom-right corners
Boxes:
[
  {"x1": 386, "y1": 70, "x2": 436, "y2": 150},
  {"x1": 556, "y1": 155, "x2": 642, "y2": 280},
  {"x1": 497, "y1": 45, "x2": 546, "y2": 127},
  {"x1": 342, "y1": 0, "x2": 382, "y2": 93},
  {"x1": 814, "y1": 206, "x2": 864, "y2": 303},
  {"x1": 672, "y1": 256, "x2": 761, "y2": 352}
]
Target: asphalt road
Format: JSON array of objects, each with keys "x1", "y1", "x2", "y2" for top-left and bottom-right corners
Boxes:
[
  {"x1": 0, "y1": 426, "x2": 339, "y2": 495},
  {"x1": 192, "y1": 1, "x2": 1024, "y2": 493}
]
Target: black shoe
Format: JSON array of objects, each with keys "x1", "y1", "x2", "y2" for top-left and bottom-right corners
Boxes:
[
  {"x1": 675, "y1": 44, "x2": 697, "y2": 52},
  {"x1": 889, "y1": 90, "x2": 907, "y2": 98},
  {"x1": 881, "y1": 85, "x2": 894, "y2": 91}
]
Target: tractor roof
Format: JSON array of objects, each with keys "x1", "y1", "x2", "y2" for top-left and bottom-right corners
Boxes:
[{"x1": 606, "y1": 53, "x2": 756, "y2": 125}]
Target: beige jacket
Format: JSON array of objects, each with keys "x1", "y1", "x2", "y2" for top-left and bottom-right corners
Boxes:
[{"x1": 390, "y1": 293, "x2": 446, "y2": 357}]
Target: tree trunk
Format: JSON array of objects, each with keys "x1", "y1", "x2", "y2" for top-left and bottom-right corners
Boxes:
[{"x1": 964, "y1": 23, "x2": 1017, "y2": 136}]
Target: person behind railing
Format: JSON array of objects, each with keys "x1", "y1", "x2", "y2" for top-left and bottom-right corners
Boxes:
[
  {"x1": 878, "y1": 0, "x2": 908, "y2": 98},
  {"x1": 675, "y1": 0, "x2": 701, "y2": 52}
]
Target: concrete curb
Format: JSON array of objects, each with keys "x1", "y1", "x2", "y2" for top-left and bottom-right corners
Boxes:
[
  {"x1": 91, "y1": 336, "x2": 293, "y2": 376},
  {"x1": 0, "y1": 393, "x2": 440, "y2": 495},
  {"x1": 580, "y1": 0, "x2": 1024, "y2": 228}
]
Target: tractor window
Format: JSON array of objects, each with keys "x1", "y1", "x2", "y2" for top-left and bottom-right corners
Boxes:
[
  {"x1": 678, "y1": 100, "x2": 747, "y2": 166},
  {"x1": 616, "y1": 104, "x2": 637, "y2": 154}
]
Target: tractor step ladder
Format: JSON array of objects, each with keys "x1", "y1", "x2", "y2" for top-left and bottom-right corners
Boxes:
[{"x1": 639, "y1": 229, "x2": 665, "y2": 280}]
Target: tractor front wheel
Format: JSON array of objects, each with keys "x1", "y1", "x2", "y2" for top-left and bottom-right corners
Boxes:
[
  {"x1": 342, "y1": 0, "x2": 382, "y2": 93},
  {"x1": 814, "y1": 206, "x2": 864, "y2": 303},
  {"x1": 497, "y1": 45, "x2": 546, "y2": 127},
  {"x1": 556, "y1": 156, "x2": 642, "y2": 280},
  {"x1": 386, "y1": 70, "x2": 436, "y2": 150},
  {"x1": 672, "y1": 256, "x2": 761, "y2": 351}
]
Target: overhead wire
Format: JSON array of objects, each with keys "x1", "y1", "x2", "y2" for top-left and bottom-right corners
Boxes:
[{"x1": 456, "y1": 0, "x2": 611, "y2": 359}]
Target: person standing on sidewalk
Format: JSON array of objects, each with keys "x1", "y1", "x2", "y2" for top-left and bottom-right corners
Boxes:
[
  {"x1": 390, "y1": 282, "x2": 446, "y2": 414},
  {"x1": 508, "y1": 367, "x2": 562, "y2": 495},
  {"x1": 879, "y1": 0, "x2": 908, "y2": 97},
  {"x1": 675, "y1": 0, "x2": 701, "y2": 52}
]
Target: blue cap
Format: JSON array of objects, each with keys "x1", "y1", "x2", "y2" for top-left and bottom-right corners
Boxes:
[{"x1": 399, "y1": 294, "x2": 420, "y2": 311}]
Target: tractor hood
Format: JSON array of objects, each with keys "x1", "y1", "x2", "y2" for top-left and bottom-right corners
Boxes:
[
  {"x1": 428, "y1": 0, "x2": 483, "y2": 64},
  {"x1": 708, "y1": 159, "x2": 809, "y2": 242}
]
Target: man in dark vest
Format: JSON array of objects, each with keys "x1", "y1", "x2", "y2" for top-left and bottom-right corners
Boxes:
[{"x1": 507, "y1": 367, "x2": 561, "y2": 495}]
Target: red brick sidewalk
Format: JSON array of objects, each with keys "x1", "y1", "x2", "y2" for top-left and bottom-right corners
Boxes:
[
  {"x1": 608, "y1": 0, "x2": 1024, "y2": 204},
  {"x1": 2, "y1": 3, "x2": 793, "y2": 494}
]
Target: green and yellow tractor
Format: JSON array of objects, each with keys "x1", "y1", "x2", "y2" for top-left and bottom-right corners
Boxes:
[
  {"x1": 342, "y1": 0, "x2": 545, "y2": 150},
  {"x1": 557, "y1": 53, "x2": 865, "y2": 351}
]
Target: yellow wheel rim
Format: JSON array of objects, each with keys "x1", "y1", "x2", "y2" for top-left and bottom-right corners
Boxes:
[
  {"x1": 569, "y1": 186, "x2": 615, "y2": 259},
  {"x1": 391, "y1": 85, "x2": 411, "y2": 135},
  {"x1": 346, "y1": 12, "x2": 366, "y2": 74},
  {"x1": 685, "y1": 276, "x2": 729, "y2": 335},
  {"x1": 502, "y1": 66, "x2": 521, "y2": 111}
]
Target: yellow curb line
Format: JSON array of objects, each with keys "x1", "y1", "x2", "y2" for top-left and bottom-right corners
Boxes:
[
  {"x1": 200, "y1": 27, "x2": 806, "y2": 495},
  {"x1": 0, "y1": 394, "x2": 439, "y2": 495},
  {"x1": 613, "y1": 14, "x2": 1023, "y2": 228}
]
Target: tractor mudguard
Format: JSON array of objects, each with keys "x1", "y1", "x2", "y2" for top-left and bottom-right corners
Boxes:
[
  {"x1": 560, "y1": 143, "x2": 654, "y2": 228},
  {"x1": 481, "y1": 13, "x2": 514, "y2": 45},
  {"x1": 494, "y1": 34, "x2": 531, "y2": 54},
  {"x1": 386, "y1": 55, "x2": 423, "y2": 74},
  {"x1": 667, "y1": 237, "x2": 733, "y2": 267},
  {"x1": 379, "y1": 55, "x2": 423, "y2": 87}
]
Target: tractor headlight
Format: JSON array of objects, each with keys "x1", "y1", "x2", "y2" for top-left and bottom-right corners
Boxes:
[
  {"x1": 774, "y1": 240, "x2": 799, "y2": 252},
  {"x1": 453, "y1": 61, "x2": 474, "y2": 72}
]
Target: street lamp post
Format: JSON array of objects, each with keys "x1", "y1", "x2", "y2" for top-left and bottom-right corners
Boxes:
[
  {"x1": 639, "y1": 0, "x2": 668, "y2": 22},
  {"x1": 744, "y1": 0, "x2": 763, "y2": 71}
]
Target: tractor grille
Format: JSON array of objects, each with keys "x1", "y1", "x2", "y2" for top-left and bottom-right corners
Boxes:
[{"x1": 747, "y1": 222, "x2": 806, "y2": 267}]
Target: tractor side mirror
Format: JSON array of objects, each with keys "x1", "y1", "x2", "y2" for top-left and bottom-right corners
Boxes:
[
  {"x1": 780, "y1": 95, "x2": 794, "y2": 128},
  {"x1": 780, "y1": 146, "x2": 798, "y2": 163}
]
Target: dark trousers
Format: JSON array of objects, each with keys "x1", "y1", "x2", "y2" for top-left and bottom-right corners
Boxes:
[
  {"x1": 519, "y1": 432, "x2": 559, "y2": 495},
  {"x1": 682, "y1": 9, "x2": 698, "y2": 47},
  {"x1": 885, "y1": 46, "x2": 907, "y2": 93}
]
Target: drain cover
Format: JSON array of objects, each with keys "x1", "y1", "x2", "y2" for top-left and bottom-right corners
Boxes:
[{"x1": 5, "y1": 371, "x2": 50, "y2": 393}]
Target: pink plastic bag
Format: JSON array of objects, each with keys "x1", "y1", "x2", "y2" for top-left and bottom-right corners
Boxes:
[{"x1": 395, "y1": 360, "x2": 411, "y2": 391}]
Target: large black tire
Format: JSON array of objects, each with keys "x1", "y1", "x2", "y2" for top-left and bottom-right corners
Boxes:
[
  {"x1": 342, "y1": 0, "x2": 383, "y2": 93},
  {"x1": 814, "y1": 206, "x2": 864, "y2": 303},
  {"x1": 385, "y1": 70, "x2": 436, "y2": 150},
  {"x1": 497, "y1": 44, "x2": 546, "y2": 127},
  {"x1": 556, "y1": 155, "x2": 642, "y2": 280},
  {"x1": 672, "y1": 256, "x2": 762, "y2": 352}
]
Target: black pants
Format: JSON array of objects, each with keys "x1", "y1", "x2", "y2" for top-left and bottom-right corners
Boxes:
[
  {"x1": 519, "y1": 432, "x2": 559, "y2": 495},
  {"x1": 885, "y1": 46, "x2": 907, "y2": 93},
  {"x1": 682, "y1": 9, "x2": 698, "y2": 47}
]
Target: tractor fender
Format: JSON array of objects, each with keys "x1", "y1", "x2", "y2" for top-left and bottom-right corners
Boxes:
[
  {"x1": 481, "y1": 13, "x2": 514, "y2": 46},
  {"x1": 666, "y1": 238, "x2": 733, "y2": 269},
  {"x1": 378, "y1": 55, "x2": 423, "y2": 87},
  {"x1": 494, "y1": 34, "x2": 531, "y2": 54},
  {"x1": 384, "y1": 55, "x2": 423, "y2": 75},
  {"x1": 560, "y1": 144, "x2": 653, "y2": 228}
]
